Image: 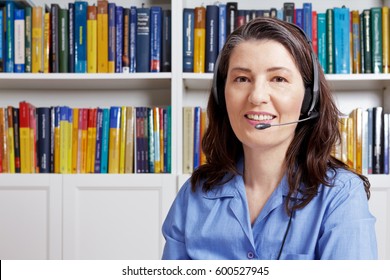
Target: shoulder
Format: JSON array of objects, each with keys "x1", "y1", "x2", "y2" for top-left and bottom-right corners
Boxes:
[{"x1": 324, "y1": 167, "x2": 366, "y2": 196}]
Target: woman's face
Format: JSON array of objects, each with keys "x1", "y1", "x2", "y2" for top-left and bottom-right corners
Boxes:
[{"x1": 224, "y1": 39, "x2": 305, "y2": 152}]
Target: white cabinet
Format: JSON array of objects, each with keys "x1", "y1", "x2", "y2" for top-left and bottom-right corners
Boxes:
[
  {"x1": 0, "y1": 175, "x2": 62, "y2": 259},
  {"x1": 62, "y1": 174, "x2": 176, "y2": 260}
]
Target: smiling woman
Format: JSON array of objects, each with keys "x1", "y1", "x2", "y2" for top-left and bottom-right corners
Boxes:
[{"x1": 162, "y1": 17, "x2": 377, "y2": 260}]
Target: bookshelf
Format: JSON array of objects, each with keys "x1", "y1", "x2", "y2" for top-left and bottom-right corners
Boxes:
[{"x1": 0, "y1": 0, "x2": 389, "y2": 260}]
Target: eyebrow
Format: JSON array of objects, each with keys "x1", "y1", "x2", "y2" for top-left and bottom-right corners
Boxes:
[{"x1": 229, "y1": 66, "x2": 293, "y2": 74}]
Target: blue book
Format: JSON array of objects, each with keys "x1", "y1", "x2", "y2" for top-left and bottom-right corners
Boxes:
[
  {"x1": 136, "y1": 7, "x2": 150, "y2": 72},
  {"x1": 161, "y1": 9, "x2": 171, "y2": 72},
  {"x1": 108, "y1": 3, "x2": 116, "y2": 73},
  {"x1": 183, "y1": 8, "x2": 194, "y2": 72},
  {"x1": 115, "y1": 6, "x2": 123, "y2": 73},
  {"x1": 150, "y1": 6, "x2": 162, "y2": 72},
  {"x1": 205, "y1": 5, "x2": 219, "y2": 73},
  {"x1": 94, "y1": 108, "x2": 103, "y2": 173},
  {"x1": 303, "y1": 3, "x2": 312, "y2": 40},
  {"x1": 333, "y1": 7, "x2": 350, "y2": 74},
  {"x1": 5, "y1": 1, "x2": 15, "y2": 72},
  {"x1": 130, "y1": 6, "x2": 137, "y2": 73},
  {"x1": 317, "y1": 13, "x2": 327, "y2": 73},
  {"x1": 37, "y1": 107, "x2": 51, "y2": 173},
  {"x1": 68, "y1": 3, "x2": 75, "y2": 72},
  {"x1": 0, "y1": 9, "x2": 3, "y2": 72},
  {"x1": 218, "y1": 3, "x2": 226, "y2": 52},
  {"x1": 295, "y1": 8, "x2": 303, "y2": 29},
  {"x1": 100, "y1": 108, "x2": 110, "y2": 173},
  {"x1": 74, "y1": 1, "x2": 87, "y2": 73},
  {"x1": 193, "y1": 106, "x2": 201, "y2": 170},
  {"x1": 277, "y1": 8, "x2": 283, "y2": 20}
]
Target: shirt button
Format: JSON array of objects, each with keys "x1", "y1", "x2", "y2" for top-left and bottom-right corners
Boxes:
[{"x1": 247, "y1": 251, "x2": 255, "y2": 259}]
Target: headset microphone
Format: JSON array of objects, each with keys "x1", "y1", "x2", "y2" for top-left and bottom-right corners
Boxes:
[{"x1": 255, "y1": 112, "x2": 319, "y2": 130}]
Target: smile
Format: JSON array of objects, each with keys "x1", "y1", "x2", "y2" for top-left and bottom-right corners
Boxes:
[{"x1": 245, "y1": 114, "x2": 276, "y2": 121}]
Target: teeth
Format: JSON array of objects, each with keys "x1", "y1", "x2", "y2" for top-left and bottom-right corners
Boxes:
[{"x1": 246, "y1": 114, "x2": 274, "y2": 121}]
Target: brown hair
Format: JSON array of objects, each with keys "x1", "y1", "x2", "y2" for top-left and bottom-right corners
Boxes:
[{"x1": 191, "y1": 17, "x2": 370, "y2": 213}]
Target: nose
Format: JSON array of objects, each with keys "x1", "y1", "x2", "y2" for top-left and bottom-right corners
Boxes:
[{"x1": 248, "y1": 80, "x2": 270, "y2": 105}]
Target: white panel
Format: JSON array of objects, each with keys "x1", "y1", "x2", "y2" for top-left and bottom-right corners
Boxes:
[
  {"x1": 0, "y1": 175, "x2": 62, "y2": 260},
  {"x1": 63, "y1": 174, "x2": 176, "y2": 260}
]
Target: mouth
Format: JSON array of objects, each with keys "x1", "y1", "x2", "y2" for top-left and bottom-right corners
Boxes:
[{"x1": 245, "y1": 113, "x2": 276, "y2": 122}]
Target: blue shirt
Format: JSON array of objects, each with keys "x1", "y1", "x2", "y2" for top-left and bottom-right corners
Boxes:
[{"x1": 162, "y1": 161, "x2": 378, "y2": 260}]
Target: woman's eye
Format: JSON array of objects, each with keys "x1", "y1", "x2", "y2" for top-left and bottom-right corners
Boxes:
[
  {"x1": 272, "y1": 76, "x2": 287, "y2": 83},
  {"x1": 234, "y1": 76, "x2": 249, "y2": 83}
]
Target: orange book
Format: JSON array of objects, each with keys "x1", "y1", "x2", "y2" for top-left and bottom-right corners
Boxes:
[
  {"x1": 200, "y1": 109, "x2": 207, "y2": 165},
  {"x1": 86, "y1": 108, "x2": 97, "y2": 173},
  {"x1": 87, "y1": 5, "x2": 97, "y2": 73},
  {"x1": 32, "y1": 6, "x2": 44, "y2": 73},
  {"x1": 44, "y1": 11, "x2": 50, "y2": 73},
  {"x1": 97, "y1": 0, "x2": 108, "y2": 73},
  {"x1": 193, "y1": 6, "x2": 206, "y2": 73}
]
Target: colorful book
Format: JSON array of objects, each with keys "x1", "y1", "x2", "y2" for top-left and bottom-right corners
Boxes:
[
  {"x1": 150, "y1": 6, "x2": 162, "y2": 72},
  {"x1": 6, "y1": 107, "x2": 15, "y2": 173},
  {"x1": 326, "y1": 9, "x2": 334, "y2": 74},
  {"x1": 193, "y1": 106, "x2": 201, "y2": 170},
  {"x1": 119, "y1": 106, "x2": 127, "y2": 174},
  {"x1": 32, "y1": 6, "x2": 43, "y2": 73},
  {"x1": 12, "y1": 107, "x2": 21, "y2": 173},
  {"x1": 109, "y1": 106, "x2": 121, "y2": 173},
  {"x1": 372, "y1": 107, "x2": 384, "y2": 174},
  {"x1": 122, "y1": 8, "x2": 130, "y2": 73},
  {"x1": 136, "y1": 7, "x2": 150, "y2": 72},
  {"x1": 50, "y1": 4, "x2": 59, "y2": 73},
  {"x1": 115, "y1": 6, "x2": 123, "y2": 73},
  {"x1": 86, "y1": 108, "x2": 97, "y2": 173},
  {"x1": 226, "y1": 2, "x2": 237, "y2": 35},
  {"x1": 71, "y1": 108, "x2": 79, "y2": 173},
  {"x1": 68, "y1": 2, "x2": 75, "y2": 72},
  {"x1": 19, "y1": 101, "x2": 31, "y2": 173},
  {"x1": 351, "y1": 10, "x2": 361, "y2": 73},
  {"x1": 125, "y1": 106, "x2": 134, "y2": 173},
  {"x1": 74, "y1": 1, "x2": 87, "y2": 73},
  {"x1": 333, "y1": 7, "x2": 350, "y2": 74},
  {"x1": 362, "y1": 9, "x2": 372, "y2": 73},
  {"x1": 5, "y1": 1, "x2": 15, "y2": 72},
  {"x1": 108, "y1": 2, "x2": 116, "y2": 73},
  {"x1": 383, "y1": 7, "x2": 390, "y2": 73},
  {"x1": 218, "y1": 3, "x2": 226, "y2": 52},
  {"x1": 94, "y1": 108, "x2": 104, "y2": 173},
  {"x1": 100, "y1": 108, "x2": 110, "y2": 173},
  {"x1": 129, "y1": 6, "x2": 137, "y2": 73},
  {"x1": 205, "y1": 5, "x2": 218, "y2": 73},
  {"x1": 0, "y1": 9, "x2": 3, "y2": 72},
  {"x1": 183, "y1": 8, "x2": 194, "y2": 72},
  {"x1": 193, "y1": 6, "x2": 206, "y2": 73},
  {"x1": 43, "y1": 10, "x2": 50, "y2": 73},
  {"x1": 37, "y1": 107, "x2": 51, "y2": 173},
  {"x1": 59, "y1": 8, "x2": 69, "y2": 73},
  {"x1": 97, "y1": 0, "x2": 108, "y2": 73},
  {"x1": 87, "y1": 5, "x2": 97, "y2": 73},
  {"x1": 371, "y1": 7, "x2": 382, "y2": 73},
  {"x1": 14, "y1": 8, "x2": 25, "y2": 73},
  {"x1": 183, "y1": 107, "x2": 194, "y2": 174}
]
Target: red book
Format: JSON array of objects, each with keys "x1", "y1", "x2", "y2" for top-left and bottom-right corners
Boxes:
[{"x1": 312, "y1": 11, "x2": 318, "y2": 55}]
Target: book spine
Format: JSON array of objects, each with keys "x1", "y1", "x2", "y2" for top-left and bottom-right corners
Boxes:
[
  {"x1": 100, "y1": 108, "x2": 109, "y2": 173},
  {"x1": 14, "y1": 8, "x2": 25, "y2": 73},
  {"x1": 108, "y1": 2, "x2": 116, "y2": 73},
  {"x1": 97, "y1": 0, "x2": 108, "y2": 73},
  {"x1": 183, "y1": 107, "x2": 194, "y2": 174},
  {"x1": 71, "y1": 108, "x2": 78, "y2": 173},
  {"x1": 87, "y1": 5, "x2": 97, "y2": 73},
  {"x1": 371, "y1": 7, "x2": 382, "y2": 73},
  {"x1": 50, "y1": 4, "x2": 59, "y2": 73},
  {"x1": 124, "y1": 107, "x2": 134, "y2": 173},
  {"x1": 382, "y1": 7, "x2": 390, "y2": 73},
  {"x1": 205, "y1": 5, "x2": 218, "y2": 73},
  {"x1": 115, "y1": 6, "x2": 123, "y2": 73},
  {"x1": 19, "y1": 101, "x2": 31, "y2": 173},
  {"x1": 312, "y1": 11, "x2": 317, "y2": 55},
  {"x1": 148, "y1": 107, "x2": 155, "y2": 173},
  {"x1": 129, "y1": 6, "x2": 137, "y2": 73},
  {"x1": 303, "y1": 3, "x2": 312, "y2": 40},
  {"x1": 32, "y1": 6, "x2": 43, "y2": 73},
  {"x1": 283, "y1": 2, "x2": 294, "y2": 23},
  {"x1": 161, "y1": 9, "x2": 171, "y2": 72},
  {"x1": 13, "y1": 108, "x2": 21, "y2": 173},
  {"x1": 5, "y1": 2, "x2": 14, "y2": 72},
  {"x1": 54, "y1": 106, "x2": 60, "y2": 173},
  {"x1": 59, "y1": 106, "x2": 69, "y2": 174},
  {"x1": 74, "y1": 1, "x2": 87, "y2": 73},
  {"x1": 326, "y1": 9, "x2": 334, "y2": 74},
  {"x1": 359, "y1": 12, "x2": 366, "y2": 73},
  {"x1": 226, "y1": 2, "x2": 237, "y2": 36},
  {"x1": 351, "y1": 10, "x2": 361, "y2": 73},
  {"x1": 136, "y1": 7, "x2": 150, "y2": 72},
  {"x1": 372, "y1": 107, "x2": 384, "y2": 174},
  {"x1": 193, "y1": 106, "x2": 201, "y2": 170},
  {"x1": 37, "y1": 107, "x2": 51, "y2": 173},
  {"x1": 236, "y1": 9, "x2": 245, "y2": 28},
  {"x1": 94, "y1": 108, "x2": 103, "y2": 173},
  {"x1": 6, "y1": 107, "x2": 15, "y2": 173},
  {"x1": 43, "y1": 11, "x2": 50, "y2": 73},
  {"x1": 218, "y1": 4, "x2": 226, "y2": 52},
  {"x1": 109, "y1": 106, "x2": 121, "y2": 173},
  {"x1": 153, "y1": 107, "x2": 160, "y2": 173},
  {"x1": 193, "y1": 6, "x2": 206, "y2": 73},
  {"x1": 122, "y1": 8, "x2": 130, "y2": 73},
  {"x1": 150, "y1": 6, "x2": 162, "y2": 72},
  {"x1": 183, "y1": 8, "x2": 194, "y2": 72},
  {"x1": 317, "y1": 13, "x2": 327, "y2": 72},
  {"x1": 68, "y1": 3, "x2": 75, "y2": 73},
  {"x1": 363, "y1": 9, "x2": 372, "y2": 73},
  {"x1": 119, "y1": 106, "x2": 127, "y2": 174},
  {"x1": 59, "y1": 8, "x2": 69, "y2": 73},
  {"x1": 295, "y1": 9, "x2": 303, "y2": 29},
  {"x1": 384, "y1": 114, "x2": 389, "y2": 174},
  {"x1": 0, "y1": 9, "x2": 3, "y2": 72},
  {"x1": 333, "y1": 7, "x2": 350, "y2": 74}
]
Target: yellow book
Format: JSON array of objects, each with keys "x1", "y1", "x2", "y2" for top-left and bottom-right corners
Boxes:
[
  {"x1": 29, "y1": 105, "x2": 37, "y2": 173},
  {"x1": 125, "y1": 106, "x2": 134, "y2": 173},
  {"x1": 32, "y1": 6, "x2": 44, "y2": 73},
  {"x1": 0, "y1": 108, "x2": 9, "y2": 173},
  {"x1": 7, "y1": 107, "x2": 15, "y2": 173},
  {"x1": 43, "y1": 12, "x2": 50, "y2": 73},
  {"x1": 382, "y1": 7, "x2": 389, "y2": 73},
  {"x1": 97, "y1": 0, "x2": 108, "y2": 73},
  {"x1": 119, "y1": 106, "x2": 127, "y2": 174},
  {"x1": 159, "y1": 108, "x2": 164, "y2": 172},
  {"x1": 347, "y1": 117, "x2": 354, "y2": 169},
  {"x1": 19, "y1": 102, "x2": 31, "y2": 173},
  {"x1": 109, "y1": 107, "x2": 121, "y2": 173},
  {"x1": 80, "y1": 109, "x2": 88, "y2": 173},
  {"x1": 59, "y1": 106, "x2": 69, "y2": 174},
  {"x1": 339, "y1": 116, "x2": 348, "y2": 165},
  {"x1": 67, "y1": 109, "x2": 73, "y2": 174},
  {"x1": 54, "y1": 107, "x2": 60, "y2": 173},
  {"x1": 87, "y1": 5, "x2": 97, "y2": 73},
  {"x1": 72, "y1": 108, "x2": 79, "y2": 173},
  {"x1": 200, "y1": 109, "x2": 207, "y2": 165},
  {"x1": 193, "y1": 6, "x2": 206, "y2": 73},
  {"x1": 183, "y1": 107, "x2": 194, "y2": 174},
  {"x1": 351, "y1": 10, "x2": 361, "y2": 74},
  {"x1": 351, "y1": 108, "x2": 363, "y2": 174}
]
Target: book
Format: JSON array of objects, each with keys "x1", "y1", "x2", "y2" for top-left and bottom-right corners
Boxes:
[
  {"x1": 109, "y1": 106, "x2": 121, "y2": 173},
  {"x1": 100, "y1": 108, "x2": 109, "y2": 173},
  {"x1": 97, "y1": 0, "x2": 108, "y2": 73},
  {"x1": 87, "y1": 5, "x2": 97, "y2": 73},
  {"x1": 150, "y1": 6, "x2": 162, "y2": 72},
  {"x1": 37, "y1": 107, "x2": 51, "y2": 173},
  {"x1": 5, "y1": 1, "x2": 14, "y2": 72},
  {"x1": 372, "y1": 107, "x2": 384, "y2": 174},
  {"x1": 136, "y1": 6, "x2": 150, "y2": 72},
  {"x1": 183, "y1": 107, "x2": 194, "y2": 174},
  {"x1": 94, "y1": 108, "x2": 103, "y2": 173},
  {"x1": 122, "y1": 8, "x2": 130, "y2": 73},
  {"x1": 14, "y1": 8, "x2": 25, "y2": 73},
  {"x1": 317, "y1": 13, "x2": 327, "y2": 72},
  {"x1": 303, "y1": 3, "x2": 312, "y2": 40},
  {"x1": 0, "y1": 108, "x2": 8, "y2": 172},
  {"x1": 58, "y1": 8, "x2": 69, "y2": 73},
  {"x1": 50, "y1": 3, "x2": 60, "y2": 73},
  {"x1": 86, "y1": 108, "x2": 97, "y2": 173},
  {"x1": 125, "y1": 106, "x2": 134, "y2": 173},
  {"x1": 351, "y1": 10, "x2": 361, "y2": 73},
  {"x1": 43, "y1": 10, "x2": 50, "y2": 73},
  {"x1": 153, "y1": 107, "x2": 160, "y2": 173},
  {"x1": 19, "y1": 101, "x2": 31, "y2": 173},
  {"x1": 161, "y1": 9, "x2": 171, "y2": 72},
  {"x1": 54, "y1": 106, "x2": 60, "y2": 173},
  {"x1": 6, "y1": 107, "x2": 15, "y2": 173},
  {"x1": 333, "y1": 7, "x2": 350, "y2": 74},
  {"x1": 71, "y1": 108, "x2": 79, "y2": 173},
  {"x1": 226, "y1": 2, "x2": 237, "y2": 36},
  {"x1": 311, "y1": 11, "x2": 317, "y2": 55},
  {"x1": 129, "y1": 6, "x2": 137, "y2": 73},
  {"x1": 218, "y1": 3, "x2": 226, "y2": 52},
  {"x1": 79, "y1": 108, "x2": 88, "y2": 173},
  {"x1": 183, "y1": 8, "x2": 194, "y2": 72},
  {"x1": 74, "y1": 1, "x2": 87, "y2": 73},
  {"x1": 0, "y1": 9, "x2": 3, "y2": 72},
  {"x1": 193, "y1": 106, "x2": 201, "y2": 170},
  {"x1": 384, "y1": 114, "x2": 389, "y2": 174},
  {"x1": 115, "y1": 5, "x2": 123, "y2": 73},
  {"x1": 32, "y1": 6, "x2": 43, "y2": 73},
  {"x1": 383, "y1": 7, "x2": 390, "y2": 73},
  {"x1": 193, "y1": 6, "x2": 206, "y2": 73},
  {"x1": 108, "y1": 2, "x2": 116, "y2": 73},
  {"x1": 367, "y1": 108, "x2": 373, "y2": 174},
  {"x1": 326, "y1": 9, "x2": 334, "y2": 74},
  {"x1": 362, "y1": 9, "x2": 372, "y2": 73},
  {"x1": 119, "y1": 106, "x2": 127, "y2": 174},
  {"x1": 59, "y1": 106, "x2": 71, "y2": 174},
  {"x1": 12, "y1": 107, "x2": 21, "y2": 173},
  {"x1": 371, "y1": 7, "x2": 382, "y2": 73},
  {"x1": 283, "y1": 2, "x2": 295, "y2": 23},
  {"x1": 68, "y1": 2, "x2": 75, "y2": 72},
  {"x1": 205, "y1": 5, "x2": 218, "y2": 73},
  {"x1": 147, "y1": 108, "x2": 155, "y2": 173}
]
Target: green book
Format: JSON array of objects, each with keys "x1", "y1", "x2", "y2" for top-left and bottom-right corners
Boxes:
[
  {"x1": 371, "y1": 7, "x2": 382, "y2": 73},
  {"x1": 58, "y1": 8, "x2": 69, "y2": 73},
  {"x1": 326, "y1": 8, "x2": 334, "y2": 74},
  {"x1": 24, "y1": 6, "x2": 32, "y2": 73},
  {"x1": 362, "y1": 9, "x2": 372, "y2": 73}
]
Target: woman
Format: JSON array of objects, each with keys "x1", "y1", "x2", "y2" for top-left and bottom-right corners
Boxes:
[{"x1": 162, "y1": 17, "x2": 377, "y2": 259}]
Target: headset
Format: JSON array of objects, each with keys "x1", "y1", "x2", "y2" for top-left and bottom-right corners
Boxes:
[{"x1": 212, "y1": 19, "x2": 320, "y2": 128}]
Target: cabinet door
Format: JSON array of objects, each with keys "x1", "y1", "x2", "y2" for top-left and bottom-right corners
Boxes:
[
  {"x1": 63, "y1": 174, "x2": 176, "y2": 259},
  {"x1": 0, "y1": 175, "x2": 62, "y2": 259},
  {"x1": 368, "y1": 176, "x2": 390, "y2": 260}
]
